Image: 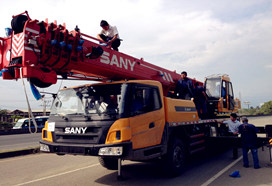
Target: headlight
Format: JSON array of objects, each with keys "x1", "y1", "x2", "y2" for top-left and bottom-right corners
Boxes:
[
  {"x1": 98, "y1": 146, "x2": 123, "y2": 156},
  {"x1": 40, "y1": 144, "x2": 50, "y2": 152}
]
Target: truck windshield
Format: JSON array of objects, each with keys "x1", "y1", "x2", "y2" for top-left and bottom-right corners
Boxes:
[
  {"x1": 205, "y1": 78, "x2": 221, "y2": 98},
  {"x1": 50, "y1": 83, "x2": 128, "y2": 118}
]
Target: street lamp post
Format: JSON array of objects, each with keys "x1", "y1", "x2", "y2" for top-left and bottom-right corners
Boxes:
[{"x1": 244, "y1": 101, "x2": 251, "y2": 109}]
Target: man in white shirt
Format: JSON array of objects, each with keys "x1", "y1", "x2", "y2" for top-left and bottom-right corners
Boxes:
[
  {"x1": 97, "y1": 20, "x2": 121, "y2": 51},
  {"x1": 221, "y1": 112, "x2": 241, "y2": 159},
  {"x1": 223, "y1": 113, "x2": 241, "y2": 135}
]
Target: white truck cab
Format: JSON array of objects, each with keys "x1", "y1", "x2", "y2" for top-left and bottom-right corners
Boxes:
[{"x1": 13, "y1": 116, "x2": 49, "y2": 129}]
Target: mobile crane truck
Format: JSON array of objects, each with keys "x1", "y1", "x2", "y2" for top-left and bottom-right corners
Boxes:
[{"x1": 1, "y1": 11, "x2": 270, "y2": 178}]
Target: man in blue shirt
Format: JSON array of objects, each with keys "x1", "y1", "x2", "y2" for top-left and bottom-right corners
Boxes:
[{"x1": 238, "y1": 117, "x2": 260, "y2": 169}]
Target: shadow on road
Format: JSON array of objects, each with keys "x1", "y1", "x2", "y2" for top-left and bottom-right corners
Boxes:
[{"x1": 95, "y1": 144, "x2": 235, "y2": 186}]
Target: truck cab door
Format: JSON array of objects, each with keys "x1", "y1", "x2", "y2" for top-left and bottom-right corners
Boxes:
[
  {"x1": 227, "y1": 82, "x2": 235, "y2": 110},
  {"x1": 222, "y1": 80, "x2": 227, "y2": 109},
  {"x1": 129, "y1": 85, "x2": 165, "y2": 150}
]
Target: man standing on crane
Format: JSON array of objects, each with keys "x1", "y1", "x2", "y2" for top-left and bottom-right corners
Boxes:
[
  {"x1": 97, "y1": 20, "x2": 121, "y2": 51},
  {"x1": 175, "y1": 71, "x2": 194, "y2": 100},
  {"x1": 194, "y1": 82, "x2": 208, "y2": 119}
]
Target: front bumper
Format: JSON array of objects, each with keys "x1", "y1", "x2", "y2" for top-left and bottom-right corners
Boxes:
[{"x1": 39, "y1": 140, "x2": 132, "y2": 157}]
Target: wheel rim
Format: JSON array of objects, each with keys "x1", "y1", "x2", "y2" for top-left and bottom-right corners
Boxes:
[{"x1": 173, "y1": 146, "x2": 183, "y2": 168}]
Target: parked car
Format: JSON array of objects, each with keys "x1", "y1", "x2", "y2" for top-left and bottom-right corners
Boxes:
[{"x1": 13, "y1": 116, "x2": 49, "y2": 129}]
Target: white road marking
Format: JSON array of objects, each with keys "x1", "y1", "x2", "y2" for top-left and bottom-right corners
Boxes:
[
  {"x1": 201, "y1": 155, "x2": 243, "y2": 186},
  {"x1": 15, "y1": 163, "x2": 100, "y2": 186}
]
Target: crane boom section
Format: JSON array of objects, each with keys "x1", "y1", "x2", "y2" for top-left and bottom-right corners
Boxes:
[{"x1": 0, "y1": 12, "x2": 199, "y2": 95}]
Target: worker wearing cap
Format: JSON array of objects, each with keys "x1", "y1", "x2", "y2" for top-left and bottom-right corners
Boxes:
[
  {"x1": 175, "y1": 71, "x2": 194, "y2": 100},
  {"x1": 97, "y1": 20, "x2": 121, "y2": 51},
  {"x1": 239, "y1": 117, "x2": 260, "y2": 169}
]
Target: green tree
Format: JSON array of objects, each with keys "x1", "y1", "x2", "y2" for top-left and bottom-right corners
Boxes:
[
  {"x1": 0, "y1": 109, "x2": 12, "y2": 129},
  {"x1": 10, "y1": 115, "x2": 23, "y2": 122},
  {"x1": 0, "y1": 109, "x2": 7, "y2": 115},
  {"x1": 259, "y1": 101, "x2": 272, "y2": 115}
]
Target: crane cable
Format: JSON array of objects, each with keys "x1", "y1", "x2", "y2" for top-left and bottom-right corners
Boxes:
[{"x1": 20, "y1": 68, "x2": 38, "y2": 133}]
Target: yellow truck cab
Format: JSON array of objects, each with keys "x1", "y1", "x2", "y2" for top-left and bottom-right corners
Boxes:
[{"x1": 40, "y1": 80, "x2": 204, "y2": 175}]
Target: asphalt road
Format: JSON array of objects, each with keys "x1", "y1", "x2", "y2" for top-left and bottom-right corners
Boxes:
[
  {"x1": 0, "y1": 116, "x2": 271, "y2": 185},
  {"x1": 1, "y1": 147, "x2": 272, "y2": 186},
  {"x1": 0, "y1": 133, "x2": 41, "y2": 152},
  {"x1": 247, "y1": 115, "x2": 272, "y2": 126}
]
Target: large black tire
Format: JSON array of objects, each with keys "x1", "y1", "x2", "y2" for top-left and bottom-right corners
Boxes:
[
  {"x1": 162, "y1": 138, "x2": 186, "y2": 177},
  {"x1": 11, "y1": 15, "x2": 28, "y2": 34},
  {"x1": 98, "y1": 157, "x2": 118, "y2": 170}
]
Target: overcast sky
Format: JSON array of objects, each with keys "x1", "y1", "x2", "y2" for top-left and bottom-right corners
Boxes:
[{"x1": 0, "y1": 0, "x2": 272, "y2": 110}]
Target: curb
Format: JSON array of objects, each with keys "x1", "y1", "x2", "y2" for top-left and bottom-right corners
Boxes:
[
  {"x1": 0, "y1": 147, "x2": 40, "y2": 159},
  {"x1": 0, "y1": 130, "x2": 42, "y2": 136}
]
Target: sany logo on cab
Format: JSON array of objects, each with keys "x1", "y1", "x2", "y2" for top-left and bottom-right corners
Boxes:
[{"x1": 65, "y1": 127, "x2": 87, "y2": 134}]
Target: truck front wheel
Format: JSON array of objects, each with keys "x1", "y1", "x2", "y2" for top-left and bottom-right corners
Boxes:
[
  {"x1": 98, "y1": 157, "x2": 118, "y2": 170},
  {"x1": 162, "y1": 138, "x2": 186, "y2": 176}
]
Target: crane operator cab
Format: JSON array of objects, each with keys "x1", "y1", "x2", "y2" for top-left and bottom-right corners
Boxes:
[{"x1": 204, "y1": 74, "x2": 240, "y2": 118}]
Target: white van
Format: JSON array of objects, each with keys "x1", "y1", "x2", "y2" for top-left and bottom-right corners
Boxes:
[{"x1": 13, "y1": 116, "x2": 49, "y2": 129}]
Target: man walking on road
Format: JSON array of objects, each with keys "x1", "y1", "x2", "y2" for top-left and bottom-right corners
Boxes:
[{"x1": 239, "y1": 117, "x2": 260, "y2": 169}]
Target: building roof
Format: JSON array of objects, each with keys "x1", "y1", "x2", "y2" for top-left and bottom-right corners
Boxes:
[{"x1": 8, "y1": 109, "x2": 50, "y2": 113}]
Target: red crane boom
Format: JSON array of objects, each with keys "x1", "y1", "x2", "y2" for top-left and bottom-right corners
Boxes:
[{"x1": 0, "y1": 11, "x2": 201, "y2": 95}]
